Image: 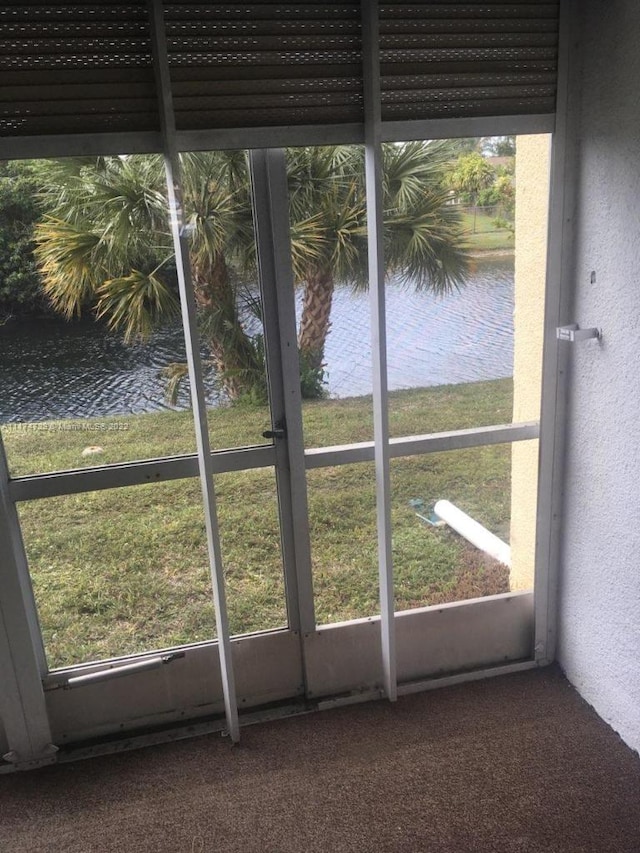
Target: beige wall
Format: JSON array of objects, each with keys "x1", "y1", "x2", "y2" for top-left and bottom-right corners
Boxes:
[{"x1": 510, "y1": 135, "x2": 550, "y2": 590}]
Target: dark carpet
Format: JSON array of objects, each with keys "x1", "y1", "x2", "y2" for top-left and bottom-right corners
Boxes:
[{"x1": 1, "y1": 666, "x2": 639, "y2": 852}]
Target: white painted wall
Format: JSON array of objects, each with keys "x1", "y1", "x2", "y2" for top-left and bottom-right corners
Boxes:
[{"x1": 558, "y1": 0, "x2": 640, "y2": 753}]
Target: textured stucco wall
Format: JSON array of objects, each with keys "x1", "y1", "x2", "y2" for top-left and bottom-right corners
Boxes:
[
  {"x1": 510, "y1": 135, "x2": 550, "y2": 590},
  {"x1": 558, "y1": 0, "x2": 640, "y2": 753}
]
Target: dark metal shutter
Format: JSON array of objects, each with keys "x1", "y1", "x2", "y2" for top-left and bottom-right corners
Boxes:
[
  {"x1": 380, "y1": 1, "x2": 560, "y2": 121},
  {"x1": 0, "y1": 1, "x2": 560, "y2": 145},
  {"x1": 0, "y1": 1, "x2": 158, "y2": 139},
  {"x1": 164, "y1": 2, "x2": 363, "y2": 131}
]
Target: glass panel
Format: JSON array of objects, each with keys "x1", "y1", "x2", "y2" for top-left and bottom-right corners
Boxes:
[
  {"x1": 178, "y1": 149, "x2": 273, "y2": 452},
  {"x1": 306, "y1": 462, "x2": 378, "y2": 625},
  {"x1": 391, "y1": 442, "x2": 537, "y2": 614},
  {"x1": 386, "y1": 257, "x2": 514, "y2": 435},
  {"x1": 19, "y1": 465, "x2": 289, "y2": 669},
  {"x1": 1, "y1": 406, "x2": 197, "y2": 480},
  {"x1": 19, "y1": 480, "x2": 212, "y2": 669},
  {"x1": 216, "y1": 467, "x2": 288, "y2": 636},
  {"x1": 383, "y1": 135, "x2": 549, "y2": 438},
  {"x1": 284, "y1": 146, "x2": 374, "y2": 448},
  {"x1": 0, "y1": 154, "x2": 198, "y2": 476}
]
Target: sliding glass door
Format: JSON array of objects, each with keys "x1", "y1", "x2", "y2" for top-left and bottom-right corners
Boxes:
[{"x1": 0, "y1": 133, "x2": 551, "y2": 759}]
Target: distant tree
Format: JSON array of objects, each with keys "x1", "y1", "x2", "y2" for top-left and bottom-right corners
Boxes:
[
  {"x1": 476, "y1": 149, "x2": 515, "y2": 219},
  {"x1": 0, "y1": 161, "x2": 47, "y2": 320},
  {"x1": 444, "y1": 152, "x2": 495, "y2": 232},
  {"x1": 484, "y1": 136, "x2": 516, "y2": 157},
  {"x1": 477, "y1": 174, "x2": 515, "y2": 219},
  {"x1": 452, "y1": 137, "x2": 484, "y2": 155}
]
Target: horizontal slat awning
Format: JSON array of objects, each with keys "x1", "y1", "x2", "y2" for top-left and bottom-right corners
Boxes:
[
  {"x1": 164, "y1": 2, "x2": 364, "y2": 130},
  {"x1": 380, "y1": 1, "x2": 559, "y2": 120},
  {"x1": 0, "y1": 0, "x2": 559, "y2": 156},
  {"x1": 0, "y1": 2, "x2": 158, "y2": 138}
]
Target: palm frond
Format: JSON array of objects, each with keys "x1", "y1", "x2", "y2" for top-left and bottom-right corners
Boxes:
[
  {"x1": 34, "y1": 216, "x2": 103, "y2": 317},
  {"x1": 95, "y1": 270, "x2": 180, "y2": 342},
  {"x1": 289, "y1": 213, "x2": 329, "y2": 282},
  {"x1": 384, "y1": 204, "x2": 469, "y2": 292},
  {"x1": 161, "y1": 361, "x2": 190, "y2": 406}
]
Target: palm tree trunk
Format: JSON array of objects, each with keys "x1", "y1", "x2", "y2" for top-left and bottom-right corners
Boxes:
[
  {"x1": 202, "y1": 335, "x2": 244, "y2": 402},
  {"x1": 298, "y1": 270, "x2": 335, "y2": 372},
  {"x1": 192, "y1": 255, "x2": 260, "y2": 401}
]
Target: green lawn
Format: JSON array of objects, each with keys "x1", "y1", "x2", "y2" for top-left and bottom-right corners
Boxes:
[
  {"x1": 460, "y1": 209, "x2": 514, "y2": 252},
  {"x1": 2, "y1": 378, "x2": 519, "y2": 669}
]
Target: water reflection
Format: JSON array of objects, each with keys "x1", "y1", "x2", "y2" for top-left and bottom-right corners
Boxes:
[
  {"x1": 0, "y1": 319, "x2": 213, "y2": 423},
  {"x1": 0, "y1": 258, "x2": 513, "y2": 423},
  {"x1": 324, "y1": 256, "x2": 513, "y2": 398}
]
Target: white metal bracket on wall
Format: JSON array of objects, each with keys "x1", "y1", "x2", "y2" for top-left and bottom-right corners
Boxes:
[{"x1": 556, "y1": 324, "x2": 601, "y2": 342}]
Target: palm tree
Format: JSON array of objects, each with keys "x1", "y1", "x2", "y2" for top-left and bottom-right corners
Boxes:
[
  {"x1": 34, "y1": 152, "x2": 261, "y2": 401},
  {"x1": 288, "y1": 142, "x2": 469, "y2": 377},
  {"x1": 34, "y1": 142, "x2": 468, "y2": 402}
]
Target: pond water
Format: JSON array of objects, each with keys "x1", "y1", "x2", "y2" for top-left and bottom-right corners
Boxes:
[{"x1": 0, "y1": 257, "x2": 513, "y2": 423}]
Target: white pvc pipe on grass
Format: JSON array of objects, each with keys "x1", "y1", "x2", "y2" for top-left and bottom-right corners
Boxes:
[{"x1": 433, "y1": 500, "x2": 511, "y2": 567}]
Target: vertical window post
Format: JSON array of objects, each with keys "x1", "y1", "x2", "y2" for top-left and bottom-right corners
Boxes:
[
  {"x1": 534, "y1": 0, "x2": 576, "y2": 666},
  {"x1": 148, "y1": 0, "x2": 239, "y2": 742},
  {"x1": 362, "y1": 0, "x2": 397, "y2": 701},
  {"x1": 249, "y1": 149, "x2": 316, "y2": 641},
  {"x1": 0, "y1": 434, "x2": 57, "y2": 769}
]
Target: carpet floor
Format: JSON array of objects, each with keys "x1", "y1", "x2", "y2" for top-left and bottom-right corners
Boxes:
[{"x1": 1, "y1": 666, "x2": 639, "y2": 852}]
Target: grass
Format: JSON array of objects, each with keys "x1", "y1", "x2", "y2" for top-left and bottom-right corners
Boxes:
[
  {"x1": 2, "y1": 378, "x2": 520, "y2": 670},
  {"x1": 460, "y1": 209, "x2": 515, "y2": 252}
]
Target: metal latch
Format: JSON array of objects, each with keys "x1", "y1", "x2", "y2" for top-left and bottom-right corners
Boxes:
[
  {"x1": 556, "y1": 323, "x2": 601, "y2": 342},
  {"x1": 262, "y1": 418, "x2": 287, "y2": 441}
]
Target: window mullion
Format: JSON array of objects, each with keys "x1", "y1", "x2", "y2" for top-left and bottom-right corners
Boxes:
[
  {"x1": 363, "y1": 0, "x2": 397, "y2": 703},
  {"x1": 248, "y1": 148, "x2": 316, "y2": 638},
  {"x1": 149, "y1": 0, "x2": 239, "y2": 743},
  {"x1": 0, "y1": 433, "x2": 56, "y2": 769}
]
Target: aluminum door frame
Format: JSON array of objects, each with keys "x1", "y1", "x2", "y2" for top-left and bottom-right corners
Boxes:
[{"x1": 0, "y1": 0, "x2": 571, "y2": 764}]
